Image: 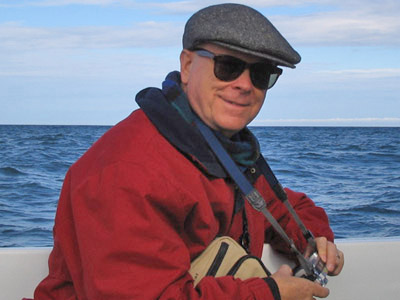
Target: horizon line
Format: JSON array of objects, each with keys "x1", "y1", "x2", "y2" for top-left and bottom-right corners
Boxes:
[
  {"x1": 1, "y1": 124, "x2": 400, "y2": 128},
  {"x1": 1, "y1": 117, "x2": 400, "y2": 127}
]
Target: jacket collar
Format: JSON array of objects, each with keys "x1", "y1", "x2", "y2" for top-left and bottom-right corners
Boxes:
[{"x1": 136, "y1": 71, "x2": 227, "y2": 178}]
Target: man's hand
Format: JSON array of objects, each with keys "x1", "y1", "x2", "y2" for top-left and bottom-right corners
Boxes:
[
  {"x1": 315, "y1": 237, "x2": 344, "y2": 276},
  {"x1": 272, "y1": 265, "x2": 329, "y2": 300},
  {"x1": 271, "y1": 238, "x2": 344, "y2": 299}
]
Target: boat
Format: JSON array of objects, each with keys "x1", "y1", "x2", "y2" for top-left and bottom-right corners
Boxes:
[{"x1": 1, "y1": 238, "x2": 399, "y2": 299}]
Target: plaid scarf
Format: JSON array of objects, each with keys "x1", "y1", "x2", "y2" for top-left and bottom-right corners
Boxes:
[{"x1": 162, "y1": 71, "x2": 260, "y2": 168}]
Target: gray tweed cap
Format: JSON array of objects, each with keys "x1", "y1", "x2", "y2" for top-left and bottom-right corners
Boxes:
[{"x1": 183, "y1": 3, "x2": 301, "y2": 68}]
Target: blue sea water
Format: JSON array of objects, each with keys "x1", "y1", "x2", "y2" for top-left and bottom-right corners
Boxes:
[{"x1": 0, "y1": 125, "x2": 399, "y2": 247}]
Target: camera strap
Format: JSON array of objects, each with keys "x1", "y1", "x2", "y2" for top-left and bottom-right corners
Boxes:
[
  {"x1": 256, "y1": 155, "x2": 316, "y2": 250},
  {"x1": 194, "y1": 118, "x2": 315, "y2": 275}
]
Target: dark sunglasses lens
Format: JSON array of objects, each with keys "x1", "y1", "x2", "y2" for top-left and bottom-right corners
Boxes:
[
  {"x1": 267, "y1": 73, "x2": 280, "y2": 89},
  {"x1": 250, "y1": 64, "x2": 281, "y2": 89},
  {"x1": 213, "y1": 56, "x2": 245, "y2": 81}
]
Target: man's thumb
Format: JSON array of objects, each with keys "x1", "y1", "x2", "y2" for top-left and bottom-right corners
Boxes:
[{"x1": 274, "y1": 264, "x2": 293, "y2": 277}]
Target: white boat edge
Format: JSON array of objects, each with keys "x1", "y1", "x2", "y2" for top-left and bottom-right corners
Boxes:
[{"x1": 1, "y1": 237, "x2": 399, "y2": 300}]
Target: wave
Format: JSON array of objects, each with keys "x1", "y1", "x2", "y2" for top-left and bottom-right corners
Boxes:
[
  {"x1": 0, "y1": 166, "x2": 26, "y2": 176},
  {"x1": 367, "y1": 152, "x2": 400, "y2": 160},
  {"x1": 336, "y1": 204, "x2": 400, "y2": 215}
]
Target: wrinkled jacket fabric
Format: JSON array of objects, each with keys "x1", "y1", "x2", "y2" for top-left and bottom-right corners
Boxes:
[{"x1": 32, "y1": 73, "x2": 333, "y2": 300}]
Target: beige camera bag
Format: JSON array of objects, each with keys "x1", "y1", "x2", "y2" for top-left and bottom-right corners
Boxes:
[{"x1": 189, "y1": 236, "x2": 270, "y2": 286}]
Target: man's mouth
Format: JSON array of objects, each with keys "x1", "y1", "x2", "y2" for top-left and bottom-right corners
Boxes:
[{"x1": 222, "y1": 98, "x2": 248, "y2": 107}]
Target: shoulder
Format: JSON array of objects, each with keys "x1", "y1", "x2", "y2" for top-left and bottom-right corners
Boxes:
[{"x1": 69, "y1": 109, "x2": 174, "y2": 179}]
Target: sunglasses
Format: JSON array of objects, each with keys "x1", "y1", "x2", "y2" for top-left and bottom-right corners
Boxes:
[{"x1": 194, "y1": 49, "x2": 282, "y2": 90}]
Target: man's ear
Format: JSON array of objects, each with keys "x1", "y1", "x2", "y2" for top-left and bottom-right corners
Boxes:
[{"x1": 180, "y1": 49, "x2": 193, "y2": 85}]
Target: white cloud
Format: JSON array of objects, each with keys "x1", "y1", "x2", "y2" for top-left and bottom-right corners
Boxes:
[
  {"x1": 39, "y1": 0, "x2": 115, "y2": 5},
  {"x1": 0, "y1": 21, "x2": 183, "y2": 51},
  {"x1": 0, "y1": 0, "x2": 129, "y2": 7},
  {"x1": 140, "y1": 0, "x2": 314, "y2": 14},
  {"x1": 317, "y1": 68, "x2": 400, "y2": 79},
  {"x1": 272, "y1": 10, "x2": 400, "y2": 46}
]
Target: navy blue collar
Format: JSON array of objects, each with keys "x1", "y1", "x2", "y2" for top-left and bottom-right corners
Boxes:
[{"x1": 136, "y1": 71, "x2": 227, "y2": 178}]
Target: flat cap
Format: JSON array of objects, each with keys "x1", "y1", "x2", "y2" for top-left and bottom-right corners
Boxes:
[{"x1": 183, "y1": 3, "x2": 301, "y2": 68}]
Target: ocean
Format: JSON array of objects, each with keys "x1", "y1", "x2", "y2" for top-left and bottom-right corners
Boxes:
[{"x1": 1, "y1": 125, "x2": 399, "y2": 247}]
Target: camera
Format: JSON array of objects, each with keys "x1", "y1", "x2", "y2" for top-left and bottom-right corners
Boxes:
[{"x1": 293, "y1": 252, "x2": 328, "y2": 286}]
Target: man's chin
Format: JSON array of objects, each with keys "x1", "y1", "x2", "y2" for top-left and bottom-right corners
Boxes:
[{"x1": 217, "y1": 123, "x2": 246, "y2": 138}]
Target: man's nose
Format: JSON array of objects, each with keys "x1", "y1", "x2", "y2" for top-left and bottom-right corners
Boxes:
[{"x1": 231, "y1": 69, "x2": 253, "y2": 91}]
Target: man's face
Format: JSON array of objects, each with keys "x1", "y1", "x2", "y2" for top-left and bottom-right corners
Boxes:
[{"x1": 180, "y1": 44, "x2": 268, "y2": 137}]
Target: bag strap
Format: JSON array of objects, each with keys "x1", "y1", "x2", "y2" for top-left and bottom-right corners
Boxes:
[{"x1": 193, "y1": 117, "x2": 315, "y2": 276}]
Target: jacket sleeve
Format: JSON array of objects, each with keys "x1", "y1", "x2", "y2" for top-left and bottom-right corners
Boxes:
[
  {"x1": 264, "y1": 187, "x2": 334, "y2": 254},
  {"x1": 42, "y1": 162, "x2": 279, "y2": 300}
]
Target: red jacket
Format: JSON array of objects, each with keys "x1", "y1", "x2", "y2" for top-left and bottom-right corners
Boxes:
[{"x1": 32, "y1": 109, "x2": 333, "y2": 300}]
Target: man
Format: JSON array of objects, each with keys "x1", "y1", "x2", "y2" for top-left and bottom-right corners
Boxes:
[{"x1": 31, "y1": 3, "x2": 343, "y2": 300}]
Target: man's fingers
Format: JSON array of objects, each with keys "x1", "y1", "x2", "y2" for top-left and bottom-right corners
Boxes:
[
  {"x1": 314, "y1": 237, "x2": 344, "y2": 275},
  {"x1": 315, "y1": 237, "x2": 328, "y2": 262},
  {"x1": 314, "y1": 282, "x2": 330, "y2": 298},
  {"x1": 325, "y1": 241, "x2": 338, "y2": 272},
  {"x1": 330, "y1": 249, "x2": 345, "y2": 276}
]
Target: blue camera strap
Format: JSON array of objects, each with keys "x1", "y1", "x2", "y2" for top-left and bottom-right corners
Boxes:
[{"x1": 256, "y1": 155, "x2": 316, "y2": 248}]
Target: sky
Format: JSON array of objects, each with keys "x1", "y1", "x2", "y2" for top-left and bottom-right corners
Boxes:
[{"x1": 1, "y1": 0, "x2": 399, "y2": 126}]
